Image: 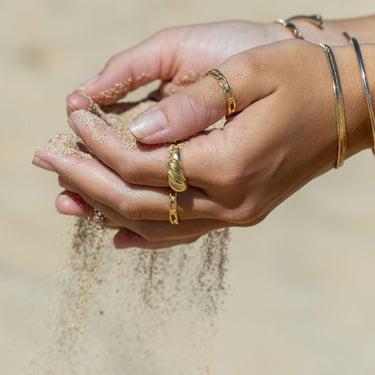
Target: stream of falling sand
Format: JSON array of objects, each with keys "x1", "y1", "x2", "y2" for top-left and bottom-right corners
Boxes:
[{"x1": 34, "y1": 100, "x2": 230, "y2": 375}]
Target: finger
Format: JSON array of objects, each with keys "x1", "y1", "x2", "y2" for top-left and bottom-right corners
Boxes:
[
  {"x1": 56, "y1": 189, "x2": 203, "y2": 248},
  {"x1": 127, "y1": 50, "x2": 276, "y2": 144},
  {"x1": 35, "y1": 149, "x2": 222, "y2": 221},
  {"x1": 67, "y1": 30, "x2": 181, "y2": 111},
  {"x1": 68, "y1": 109, "x2": 173, "y2": 186},
  {"x1": 113, "y1": 229, "x2": 200, "y2": 250},
  {"x1": 57, "y1": 175, "x2": 134, "y2": 227},
  {"x1": 60, "y1": 181, "x2": 227, "y2": 243},
  {"x1": 67, "y1": 109, "x2": 232, "y2": 189},
  {"x1": 56, "y1": 190, "x2": 91, "y2": 216},
  {"x1": 66, "y1": 91, "x2": 93, "y2": 115},
  {"x1": 56, "y1": 182, "x2": 121, "y2": 228}
]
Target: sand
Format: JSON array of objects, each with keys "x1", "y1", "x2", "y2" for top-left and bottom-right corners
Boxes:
[{"x1": 33, "y1": 100, "x2": 230, "y2": 375}]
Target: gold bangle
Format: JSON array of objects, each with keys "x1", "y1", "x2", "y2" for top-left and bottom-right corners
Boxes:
[
  {"x1": 206, "y1": 68, "x2": 237, "y2": 116},
  {"x1": 320, "y1": 43, "x2": 347, "y2": 168},
  {"x1": 344, "y1": 33, "x2": 375, "y2": 155},
  {"x1": 275, "y1": 14, "x2": 323, "y2": 40}
]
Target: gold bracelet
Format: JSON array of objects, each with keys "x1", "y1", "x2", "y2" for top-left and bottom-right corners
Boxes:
[
  {"x1": 344, "y1": 33, "x2": 375, "y2": 155},
  {"x1": 275, "y1": 14, "x2": 323, "y2": 40},
  {"x1": 320, "y1": 43, "x2": 347, "y2": 168}
]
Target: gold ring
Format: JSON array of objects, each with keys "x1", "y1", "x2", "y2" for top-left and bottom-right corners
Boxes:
[
  {"x1": 169, "y1": 191, "x2": 179, "y2": 224},
  {"x1": 206, "y1": 68, "x2": 237, "y2": 116},
  {"x1": 168, "y1": 144, "x2": 188, "y2": 193}
]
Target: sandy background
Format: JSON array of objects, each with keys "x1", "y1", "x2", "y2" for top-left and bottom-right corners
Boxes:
[{"x1": 1, "y1": 1, "x2": 375, "y2": 374}]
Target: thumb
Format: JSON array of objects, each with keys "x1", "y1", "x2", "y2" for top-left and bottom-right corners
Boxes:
[{"x1": 128, "y1": 54, "x2": 264, "y2": 143}]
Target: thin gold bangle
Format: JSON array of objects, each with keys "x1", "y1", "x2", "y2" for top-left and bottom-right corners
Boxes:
[
  {"x1": 275, "y1": 14, "x2": 323, "y2": 40},
  {"x1": 344, "y1": 33, "x2": 375, "y2": 155},
  {"x1": 320, "y1": 43, "x2": 347, "y2": 168}
]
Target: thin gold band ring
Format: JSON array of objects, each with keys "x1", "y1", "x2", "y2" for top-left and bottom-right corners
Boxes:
[
  {"x1": 206, "y1": 68, "x2": 237, "y2": 117},
  {"x1": 169, "y1": 191, "x2": 179, "y2": 224}
]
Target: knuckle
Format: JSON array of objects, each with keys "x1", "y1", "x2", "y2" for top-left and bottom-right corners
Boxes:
[
  {"x1": 104, "y1": 51, "x2": 122, "y2": 70},
  {"x1": 192, "y1": 91, "x2": 215, "y2": 121},
  {"x1": 183, "y1": 93, "x2": 203, "y2": 123},
  {"x1": 152, "y1": 28, "x2": 170, "y2": 39},
  {"x1": 138, "y1": 227, "x2": 162, "y2": 242},
  {"x1": 223, "y1": 201, "x2": 264, "y2": 226},
  {"x1": 116, "y1": 195, "x2": 143, "y2": 220},
  {"x1": 219, "y1": 164, "x2": 246, "y2": 191},
  {"x1": 226, "y1": 52, "x2": 266, "y2": 103},
  {"x1": 119, "y1": 163, "x2": 141, "y2": 185},
  {"x1": 153, "y1": 26, "x2": 182, "y2": 40},
  {"x1": 178, "y1": 91, "x2": 212, "y2": 129},
  {"x1": 236, "y1": 50, "x2": 263, "y2": 76},
  {"x1": 63, "y1": 171, "x2": 76, "y2": 189}
]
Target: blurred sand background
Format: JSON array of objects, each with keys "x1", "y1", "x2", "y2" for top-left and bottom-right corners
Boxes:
[{"x1": 1, "y1": 0, "x2": 375, "y2": 374}]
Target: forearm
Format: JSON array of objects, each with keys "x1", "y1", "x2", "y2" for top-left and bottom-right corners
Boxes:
[{"x1": 329, "y1": 15, "x2": 375, "y2": 44}]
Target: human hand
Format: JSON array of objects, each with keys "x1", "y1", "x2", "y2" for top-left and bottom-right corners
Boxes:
[
  {"x1": 34, "y1": 40, "x2": 374, "y2": 249},
  {"x1": 66, "y1": 18, "x2": 349, "y2": 113},
  {"x1": 66, "y1": 21, "x2": 287, "y2": 112}
]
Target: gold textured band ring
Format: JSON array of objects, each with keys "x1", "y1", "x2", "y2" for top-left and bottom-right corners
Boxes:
[
  {"x1": 275, "y1": 14, "x2": 323, "y2": 40},
  {"x1": 320, "y1": 43, "x2": 347, "y2": 168},
  {"x1": 169, "y1": 191, "x2": 179, "y2": 224},
  {"x1": 206, "y1": 68, "x2": 237, "y2": 116},
  {"x1": 168, "y1": 144, "x2": 188, "y2": 193}
]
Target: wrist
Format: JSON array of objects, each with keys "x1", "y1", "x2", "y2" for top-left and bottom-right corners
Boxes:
[
  {"x1": 273, "y1": 19, "x2": 350, "y2": 45},
  {"x1": 271, "y1": 18, "x2": 346, "y2": 45},
  {"x1": 272, "y1": 15, "x2": 375, "y2": 46},
  {"x1": 303, "y1": 20, "x2": 348, "y2": 45}
]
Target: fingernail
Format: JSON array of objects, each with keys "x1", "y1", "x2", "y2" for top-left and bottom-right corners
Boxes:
[
  {"x1": 56, "y1": 193, "x2": 72, "y2": 211},
  {"x1": 129, "y1": 109, "x2": 166, "y2": 139},
  {"x1": 32, "y1": 154, "x2": 55, "y2": 171},
  {"x1": 79, "y1": 74, "x2": 99, "y2": 90},
  {"x1": 67, "y1": 91, "x2": 91, "y2": 114},
  {"x1": 56, "y1": 192, "x2": 87, "y2": 215}
]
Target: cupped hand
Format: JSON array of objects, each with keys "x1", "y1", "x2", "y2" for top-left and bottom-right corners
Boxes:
[
  {"x1": 67, "y1": 20, "x2": 294, "y2": 112},
  {"x1": 35, "y1": 40, "x2": 371, "y2": 249}
]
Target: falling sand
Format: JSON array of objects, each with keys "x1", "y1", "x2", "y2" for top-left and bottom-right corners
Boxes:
[{"x1": 33, "y1": 100, "x2": 230, "y2": 375}]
